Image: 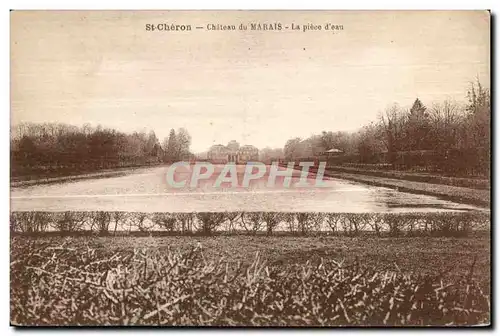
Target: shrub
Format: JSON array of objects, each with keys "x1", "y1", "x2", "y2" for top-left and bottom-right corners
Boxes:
[
  {"x1": 152, "y1": 213, "x2": 178, "y2": 232},
  {"x1": 383, "y1": 213, "x2": 406, "y2": 237},
  {"x1": 282, "y1": 213, "x2": 298, "y2": 234},
  {"x1": 325, "y1": 213, "x2": 344, "y2": 235},
  {"x1": 339, "y1": 214, "x2": 356, "y2": 236},
  {"x1": 177, "y1": 213, "x2": 196, "y2": 234},
  {"x1": 10, "y1": 239, "x2": 490, "y2": 326},
  {"x1": 52, "y1": 212, "x2": 87, "y2": 233},
  {"x1": 240, "y1": 212, "x2": 264, "y2": 235},
  {"x1": 366, "y1": 213, "x2": 384, "y2": 237},
  {"x1": 10, "y1": 213, "x2": 19, "y2": 233},
  {"x1": 89, "y1": 211, "x2": 112, "y2": 235},
  {"x1": 344, "y1": 213, "x2": 370, "y2": 236},
  {"x1": 296, "y1": 212, "x2": 324, "y2": 235},
  {"x1": 196, "y1": 212, "x2": 226, "y2": 235},
  {"x1": 11, "y1": 212, "x2": 51, "y2": 233},
  {"x1": 224, "y1": 212, "x2": 242, "y2": 233},
  {"x1": 127, "y1": 212, "x2": 151, "y2": 233},
  {"x1": 112, "y1": 212, "x2": 127, "y2": 235},
  {"x1": 261, "y1": 212, "x2": 284, "y2": 236}
]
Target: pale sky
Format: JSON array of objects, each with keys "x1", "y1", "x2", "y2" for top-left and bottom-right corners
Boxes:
[{"x1": 11, "y1": 11, "x2": 490, "y2": 152}]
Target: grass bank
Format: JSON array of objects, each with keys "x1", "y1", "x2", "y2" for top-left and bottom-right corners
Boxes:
[
  {"x1": 10, "y1": 165, "x2": 158, "y2": 188},
  {"x1": 327, "y1": 165, "x2": 489, "y2": 190},
  {"x1": 323, "y1": 170, "x2": 490, "y2": 208}
]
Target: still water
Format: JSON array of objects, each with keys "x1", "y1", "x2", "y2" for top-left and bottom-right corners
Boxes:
[{"x1": 10, "y1": 165, "x2": 483, "y2": 213}]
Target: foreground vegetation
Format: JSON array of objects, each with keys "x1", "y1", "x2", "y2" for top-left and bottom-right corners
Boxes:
[
  {"x1": 11, "y1": 235, "x2": 490, "y2": 326},
  {"x1": 10, "y1": 211, "x2": 490, "y2": 326}
]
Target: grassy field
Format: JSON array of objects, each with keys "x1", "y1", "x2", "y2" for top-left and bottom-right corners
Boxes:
[
  {"x1": 41, "y1": 234, "x2": 489, "y2": 286},
  {"x1": 11, "y1": 234, "x2": 490, "y2": 326}
]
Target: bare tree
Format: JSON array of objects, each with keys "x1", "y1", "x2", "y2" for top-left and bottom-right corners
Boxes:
[
  {"x1": 466, "y1": 79, "x2": 490, "y2": 149},
  {"x1": 344, "y1": 214, "x2": 369, "y2": 236},
  {"x1": 382, "y1": 213, "x2": 405, "y2": 237},
  {"x1": 378, "y1": 104, "x2": 408, "y2": 163},
  {"x1": 177, "y1": 213, "x2": 195, "y2": 234},
  {"x1": 152, "y1": 213, "x2": 178, "y2": 232},
  {"x1": 283, "y1": 138, "x2": 302, "y2": 160},
  {"x1": 53, "y1": 211, "x2": 88, "y2": 233},
  {"x1": 112, "y1": 212, "x2": 127, "y2": 235},
  {"x1": 11, "y1": 212, "x2": 51, "y2": 233},
  {"x1": 429, "y1": 100, "x2": 463, "y2": 150},
  {"x1": 224, "y1": 212, "x2": 242, "y2": 233},
  {"x1": 240, "y1": 212, "x2": 264, "y2": 235},
  {"x1": 10, "y1": 213, "x2": 19, "y2": 233},
  {"x1": 295, "y1": 213, "x2": 324, "y2": 235},
  {"x1": 128, "y1": 213, "x2": 151, "y2": 233},
  {"x1": 176, "y1": 127, "x2": 192, "y2": 160},
  {"x1": 90, "y1": 211, "x2": 112, "y2": 235},
  {"x1": 282, "y1": 213, "x2": 298, "y2": 235},
  {"x1": 366, "y1": 213, "x2": 384, "y2": 237},
  {"x1": 262, "y1": 212, "x2": 284, "y2": 236},
  {"x1": 325, "y1": 213, "x2": 344, "y2": 235},
  {"x1": 196, "y1": 212, "x2": 226, "y2": 236}
]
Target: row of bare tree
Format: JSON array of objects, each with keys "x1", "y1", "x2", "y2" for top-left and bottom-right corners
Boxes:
[{"x1": 10, "y1": 211, "x2": 489, "y2": 237}]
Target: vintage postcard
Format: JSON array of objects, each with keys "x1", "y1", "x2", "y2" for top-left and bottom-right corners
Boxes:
[{"x1": 10, "y1": 10, "x2": 490, "y2": 327}]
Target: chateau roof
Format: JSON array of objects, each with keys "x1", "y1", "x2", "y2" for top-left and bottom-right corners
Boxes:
[{"x1": 325, "y1": 148, "x2": 343, "y2": 153}]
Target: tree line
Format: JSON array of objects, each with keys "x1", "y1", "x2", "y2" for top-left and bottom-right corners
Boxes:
[
  {"x1": 10, "y1": 123, "x2": 193, "y2": 178},
  {"x1": 283, "y1": 80, "x2": 490, "y2": 176},
  {"x1": 11, "y1": 79, "x2": 490, "y2": 177},
  {"x1": 10, "y1": 211, "x2": 489, "y2": 237}
]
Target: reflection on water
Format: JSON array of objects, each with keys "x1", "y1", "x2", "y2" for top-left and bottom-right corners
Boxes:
[{"x1": 10, "y1": 166, "x2": 485, "y2": 213}]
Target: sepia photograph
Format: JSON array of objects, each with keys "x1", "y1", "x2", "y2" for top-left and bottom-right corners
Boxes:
[{"x1": 9, "y1": 10, "x2": 491, "y2": 327}]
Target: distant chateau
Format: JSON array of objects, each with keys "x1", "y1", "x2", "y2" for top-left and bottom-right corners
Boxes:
[{"x1": 207, "y1": 140, "x2": 259, "y2": 164}]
